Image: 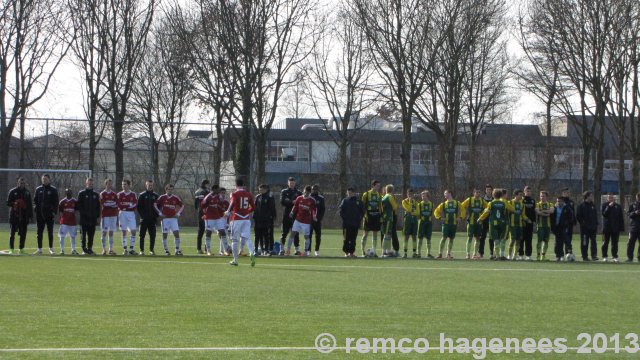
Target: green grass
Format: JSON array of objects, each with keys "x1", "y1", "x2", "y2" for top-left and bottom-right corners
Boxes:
[{"x1": 1, "y1": 226, "x2": 639, "y2": 359}]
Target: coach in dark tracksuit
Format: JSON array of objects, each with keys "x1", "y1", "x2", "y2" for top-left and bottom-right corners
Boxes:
[
  {"x1": 34, "y1": 174, "x2": 59, "y2": 253},
  {"x1": 576, "y1": 191, "x2": 598, "y2": 261},
  {"x1": 138, "y1": 180, "x2": 159, "y2": 254},
  {"x1": 561, "y1": 187, "x2": 577, "y2": 256},
  {"x1": 279, "y1": 177, "x2": 302, "y2": 254},
  {"x1": 522, "y1": 186, "x2": 536, "y2": 258},
  {"x1": 339, "y1": 187, "x2": 364, "y2": 256},
  {"x1": 6, "y1": 177, "x2": 33, "y2": 253},
  {"x1": 194, "y1": 180, "x2": 210, "y2": 254},
  {"x1": 601, "y1": 194, "x2": 624, "y2": 261},
  {"x1": 552, "y1": 196, "x2": 574, "y2": 260},
  {"x1": 254, "y1": 184, "x2": 277, "y2": 255},
  {"x1": 76, "y1": 179, "x2": 101, "y2": 254},
  {"x1": 626, "y1": 193, "x2": 640, "y2": 262},
  {"x1": 309, "y1": 184, "x2": 326, "y2": 255}
]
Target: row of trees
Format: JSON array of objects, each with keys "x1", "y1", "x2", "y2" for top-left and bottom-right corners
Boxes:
[{"x1": 1, "y1": 0, "x2": 640, "y2": 205}]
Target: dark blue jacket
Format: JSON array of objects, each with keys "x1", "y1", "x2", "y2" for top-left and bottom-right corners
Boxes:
[
  {"x1": 576, "y1": 200, "x2": 598, "y2": 233},
  {"x1": 339, "y1": 196, "x2": 364, "y2": 228}
]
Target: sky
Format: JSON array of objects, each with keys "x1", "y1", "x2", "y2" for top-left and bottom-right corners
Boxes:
[{"x1": 26, "y1": 0, "x2": 541, "y2": 135}]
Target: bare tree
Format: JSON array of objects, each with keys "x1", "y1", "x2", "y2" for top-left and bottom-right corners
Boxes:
[
  {"x1": 415, "y1": 0, "x2": 507, "y2": 193},
  {"x1": 0, "y1": 0, "x2": 69, "y2": 185},
  {"x1": 168, "y1": 0, "x2": 236, "y2": 186},
  {"x1": 95, "y1": 0, "x2": 156, "y2": 186},
  {"x1": 351, "y1": 0, "x2": 441, "y2": 194},
  {"x1": 305, "y1": 3, "x2": 377, "y2": 196},
  {"x1": 131, "y1": 13, "x2": 193, "y2": 187},
  {"x1": 68, "y1": 0, "x2": 109, "y2": 172}
]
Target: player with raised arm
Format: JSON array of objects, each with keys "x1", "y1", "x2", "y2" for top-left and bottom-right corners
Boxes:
[
  {"x1": 460, "y1": 189, "x2": 486, "y2": 259},
  {"x1": 154, "y1": 184, "x2": 185, "y2": 256},
  {"x1": 100, "y1": 179, "x2": 119, "y2": 255},
  {"x1": 478, "y1": 189, "x2": 515, "y2": 261},
  {"x1": 58, "y1": 189, "x2": 78, "y2": 255},
  {"x1": 417, "y1": 190, "x2": 434, "y2": 258},
  {"x1": 535, "y1": 191, "x2": 555, "y2": 261},
  {"x1": 401, "y1": 188, "x2": 419, "y2": 258},
  {"x1": 225, "y1": 178, "x2": 256, "y2": 266},
  {"x1": 118, "y1": 179, "x2": 138, "y2": 256},
  {"x1": 285, "y1": 185, "x2": 317, "y2": 257},
  {"x1": 434, "y1": 190, "x2": 461, "y2": 260},
  {"x1": 201, "y1": 185, "x2": 228, "y2": 256}
]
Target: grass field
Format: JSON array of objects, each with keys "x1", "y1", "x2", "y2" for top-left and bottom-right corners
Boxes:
[{"x1": 1, "y1": 226, "x2": 639, "y2": 359}]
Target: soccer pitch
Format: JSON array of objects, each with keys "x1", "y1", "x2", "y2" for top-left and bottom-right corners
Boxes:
[{"x1": 1, "y1": 227, "x2": 639, "y2": 359}]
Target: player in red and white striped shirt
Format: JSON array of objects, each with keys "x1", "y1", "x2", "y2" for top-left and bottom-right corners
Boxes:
[
  {"x1": 100, "y1": 179, "x2": 119, "y2": 255},
  {"x1": 58, "y1": 189, "x2": 78, "y2": 255},
  {"x1": 154, "y1": 184, "x2": 185, "y2": 255},
  {"x1": 118, "y1": 179, "x2": 138, "y2": 255},
  {"x1": 286, "y1": 185, "x2": 317, "y2": 256},
  {"x1": 224, "y1": 178, "x2": 255, "y2": 266}
]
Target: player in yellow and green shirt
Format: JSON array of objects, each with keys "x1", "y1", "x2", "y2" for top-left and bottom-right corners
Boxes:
[
  {"x1": 535, "y1": 190, "x2": 555, "y2": 261},
  {"x1": 361, "y1": 180, "x2": 383, "y2": 257},
  {"x1": 402, "y1": 188, "x2": 420, "y2": 258},
  {"x1": 460, "y1": 189, "x2": 486, "y2": 259},
  {"x1": 417, "y1": 190, "x2": 434, "y2": 258},
  {"x1": 381, "y1": 184, "x2": 397, "y2": 258},
  {"x1": 434, "y1": 190, "x2": 461, "y2": 260},
  {"x1": 507, "y1": 189, "x2": 532, "y2": 260},
  {"x1": 479, "y1": 189, "x2": 515, "y2": 260}
]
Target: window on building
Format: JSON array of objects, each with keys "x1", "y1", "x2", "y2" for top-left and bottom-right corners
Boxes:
[
  {"x1": 455, "y1": 147, "x2": 470, "y2": 163},
  {"x1": 412, "y1": 145, "x2": 432, "y2": 165},
  {"x1": 268, "y1": 141, "x2": 309, "y2": 162}
]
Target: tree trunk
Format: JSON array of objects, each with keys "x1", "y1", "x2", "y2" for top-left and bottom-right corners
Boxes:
[
  {"x1": 401, "y1": 112, "x2": 412, "y2": 195},
  {"x1": 88, "y1": 121, "x2": 96, "y2": 173},
  {"x1": 19, "y1": 112, "x2": 26, "y2": 168},
  {"x1": 113, "y1": 119, "x2": 124, "y2": 186},
  {"x1": 542, "y1": 99, "x2": 554, "y2": 189},
  {"x1": 593, "y1": 123, "x2": 605, "y2": 211},
  {"x1": 468, "y1": 137, "x2": 476, "y2": 192},
  {"x1": 581, "y1": 146, "x2": 591, "y2": 194},
  {"x1": 618, "y1": 133, "x2": 625, "y2": 196},
  {"x1": 236, "y1": 96, "x2": 252, "y2": 182},
  {"x1": 163, "y1": 144, "x2": 177, "y2": 188},
  {"x1": 338, "y1": 138, "x2": 348, "y2": 197},
  {"x1": 152, "y1": 141, "x2": 160, "y2": 185},
  {"x1": 254, "y1": 131, "x2": 267, "y2": 187},
  {"x1": 0, "y1": 133, "x2": 10, "y2": 220}
]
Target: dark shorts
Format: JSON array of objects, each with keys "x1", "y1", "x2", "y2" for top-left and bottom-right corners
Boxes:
[
  {"x1": 490, "y1": 223, "x2": 508, "y2": 240},
  {"x1": 442, "y1": 224, "x2": 457, "y2": 239},
  {"x1": 364, "y1": 214, "x2": 381, "y2": 232},
  {"x1": 418, "y1": 221, "x2": 433, "y2": 239},
  {"x1": 403, "y1": 216, "x2": 418, "y2": 236},
  {"x1": 467, "y1": 223, "x2": 482, "y2": 238}
]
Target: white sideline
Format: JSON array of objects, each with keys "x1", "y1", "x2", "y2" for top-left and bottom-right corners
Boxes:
[
  {"x1": 39, "y1": 255, "x2": 640, "y2": 273},
  {"x1": 0, "y1": 346, "x2": 625, "y2": 352}
]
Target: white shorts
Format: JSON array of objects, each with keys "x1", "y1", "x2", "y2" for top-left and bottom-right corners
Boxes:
[
  {"x1": 162, "y1": 218, "x2": 180, "y2": 233},
  {"x1": 119, "y1": 211, "x2": 137, "y2": 231},
  {"x1": 101, "y1": 216, "x2": 118, "y2": 232},
  {"x1": 230, "y1": 220, "x2": 251, "y2": 240},
  {"x1": 59, "y1": 225, "x2": 77, "y2": 238},
  {"x1": 205, "y1": 218, "x2": 227, "y2": 232},
  {"x1": 292, "y1": 220, "x2": 311, "y2": 236}
]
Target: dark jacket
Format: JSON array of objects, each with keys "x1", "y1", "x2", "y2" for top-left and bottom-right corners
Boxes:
[
  {"x1": 194, "y1": 187, "x2": 209, "y2": 216},
  {"x1": 281, "y1": 187, "x2": 302, "y2": 213},
  {"x1": 563, "y1": 197, "x2": 577, "y2": 226},
  {"x1": 76, "y1": 188, "x2": 101, "y2": 226},
  {"x1": 523, "y1": 196, "x2": 536, "y2": 223},
  {"x1": 34, "y1": 184, "x2": 59, "y2": 220},
  {"x1": 340, "y1": 196, "x2": 364, "y2": 228},
  {"x1": 552, "y1": 203, "x2": 574, "y2": 236},
  {"x1": 628, "y1": 202, "x2": 640, "y2": 233},
  {"x1": 602, "y1": 202, "x2": 625, "y2": 233},
  {"x1": 138, "y1": 190, "x2": 160, "y2": 221},
  {"x1": 576, "y1": 200, "x2": 598, "y2": 233},
  {"x1": 6, "y1": 186, "x2": 33, "y2": 222},
  {"x1": 311, "y1": 193, "x2": 326, "y2": 223},
  {"x1": 254, "y1": 192, "x2": 277, "y2": 227}
]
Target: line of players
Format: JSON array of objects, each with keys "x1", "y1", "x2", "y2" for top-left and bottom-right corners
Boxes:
[{"x1": 358, "y1": 181, "x2": 640, "y2": 262}]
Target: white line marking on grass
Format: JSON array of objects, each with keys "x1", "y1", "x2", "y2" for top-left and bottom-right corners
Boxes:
[
  {"x1": 44, "y1": 255, "x2": 640, "y2": 274},
  {"x1": 0, "y1": 346, "x2": 625, "y2": 352}
]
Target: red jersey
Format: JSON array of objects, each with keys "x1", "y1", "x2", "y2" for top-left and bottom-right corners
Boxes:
[
  {"x1": 100, "y1": 190, "x2": 119, "y2": 217},
  {"x1": 117, "y1": 191, "x2": 138, "y2": 211},
  {"x1": 155, "y1": 194, "x2": 183, "y2": 218},
  {"x1": 58, "y1": 198, "x2": 78, "y2": 226},
  {"x1": 292, "y1": 195, "x2": 317, "y2": 224},
  {"x1": 201, "y1": 193, "x2": 227, "y2": 220},
  {"x1": 229, "y1": 188, "x2": 254, "y2": 221}
]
